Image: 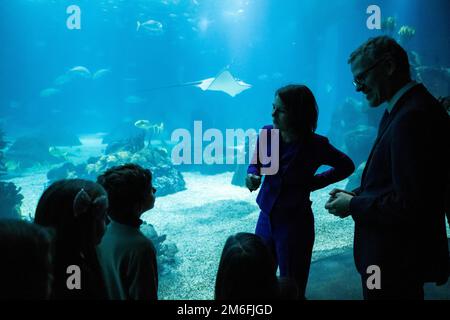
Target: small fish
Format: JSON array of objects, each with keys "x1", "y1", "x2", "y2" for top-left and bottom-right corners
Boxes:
[
  {"x1": 92, "y1": 68, "x2": 111, "y2": 80},
  {"x1": 326, "y1": 84, "x2": 333, "y2": 93},
  {"x1": 40, "y1": 88, "x2": 60, "y2": 98},
  {"x1": 134, "y1": 120, "x2": 152, "y2": 130},
  {"x1": 48, "y1": 146, "x2": 70, "y2": 159},
  {"x1": 134, "y1": 120, "x2": 164, "y2": 134},
  {"x1": 136, "y1": 19, "x2": 163, "y2": 34},
  {"x1": 68, "y1": 66, "x2": 92, "y2": 78},
  {"x1": 153, "y1": 122, "x2": 164, "y2": 134}
]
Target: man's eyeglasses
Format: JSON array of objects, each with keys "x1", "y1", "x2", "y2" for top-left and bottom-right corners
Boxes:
[{"x1": 352, "y1": 57, "x2": 387, "y2": 89}]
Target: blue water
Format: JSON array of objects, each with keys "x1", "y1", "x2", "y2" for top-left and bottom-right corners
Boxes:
[{"x1": 1, "y1": 0, "x2": 448, "y2": 137}]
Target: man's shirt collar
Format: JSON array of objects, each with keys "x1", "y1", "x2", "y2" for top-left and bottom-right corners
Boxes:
[{"x1": 386, "y1": 81, "x2": 418, "y2": 113}]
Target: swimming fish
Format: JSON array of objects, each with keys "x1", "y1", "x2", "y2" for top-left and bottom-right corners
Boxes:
[
  {"x1": 134, "y1": 120, "x2": 164, "y2": 134},
  {"x1": 40, "y1": 88, "x2": 60, "y2": 98},
  {"x1": 92, "y1": 68, "x2": 111, "y2": 80},
  {"x1": 68, "y1": 66, "x2": 92, "y2": 78},
  {"x1": 134, "y1": 120, "x2": 153, "y2": 130},
  {"x1": 48, "y1": 146, "x2": 70, "y2": 159},
  {"x1": 136, "y1": 19, "x2": 163, "y2": 34}
]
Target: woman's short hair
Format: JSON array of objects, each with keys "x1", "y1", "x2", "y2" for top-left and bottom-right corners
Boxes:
[
  {"x1": 96, "y1": 163, "x2": 152, "y2": 220},
  {"x1": 0, "y1": 219, "x2": 54, "y2": 299},
  {"x1": 275, "y1": 84, "x2": 318, "y2": 140},
  {"x1": 348, "y1": 35, "x2": 410, "y2": 77},
  {"x1": 215, "y1": 232, "x2": 279, "y2": 300}
]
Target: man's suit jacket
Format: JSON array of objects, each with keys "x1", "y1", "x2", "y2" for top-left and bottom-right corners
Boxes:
[{"x1": 349, "y1": 84, "x2": 449, "y2": 283}]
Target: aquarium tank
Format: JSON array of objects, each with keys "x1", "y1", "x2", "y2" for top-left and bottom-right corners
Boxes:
[{"x1": 0, "y1": 0, "x2": 449, "y2": 302}]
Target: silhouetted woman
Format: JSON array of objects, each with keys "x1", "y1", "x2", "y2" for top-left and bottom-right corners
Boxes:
[{"x1": 246, "y1": 85, "x2": 355, "y2": 299}]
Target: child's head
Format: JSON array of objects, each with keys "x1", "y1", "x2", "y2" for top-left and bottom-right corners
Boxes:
[
  {"x1": 34, "y1": 179, "x2": 108, "y2": 246},
  {"x1": 96, "y1": 163, "x2": 155, "y2": 222},
  {"x1": 0, "y1": 219, "x2": 54, "y2": 299},
  {"x1": 274, "y1": 84, "x2": 318, "y2": 139},
  {"x1": 215, "y1": 232, "x2": 279, "y2": 300}
]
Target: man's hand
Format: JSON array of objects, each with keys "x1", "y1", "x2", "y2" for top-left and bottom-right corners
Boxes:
[
  {"x1": 245, "y1": 174, "x2": 261, "y2": 192},
  {"x1": 329, "y1": 188, "x2": 356, "y2": 197},
  {"x1": 325, "y1": 190, "x2": 354, "y2": 218}
]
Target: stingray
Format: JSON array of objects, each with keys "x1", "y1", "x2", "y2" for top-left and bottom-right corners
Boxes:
[{"x1": 141, "y1": 69, "x2": 252, "y2": 97}]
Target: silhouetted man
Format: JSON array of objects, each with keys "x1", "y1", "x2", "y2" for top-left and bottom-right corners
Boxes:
[{"x1": 325, "y1": 36, "x2": 449, "y2": 300}]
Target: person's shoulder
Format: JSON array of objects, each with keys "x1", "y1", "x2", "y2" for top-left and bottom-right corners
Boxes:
[
  {"x1": 402, "y1": 83, "x2": 439, "y2": 111},
  {"x1": 397, "y1": 86, "x2": 445, "y2": 122},
  {"x1": 124, "y1": 233, "x2": 156, "y2": 263},
  {"x1": 134, "y1": 230, "x2": 156, "y2": 249},
  {"x1": 311, "y1": 133, "x2": 330, "y2": 145}
]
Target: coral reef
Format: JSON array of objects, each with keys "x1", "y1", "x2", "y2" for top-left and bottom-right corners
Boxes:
[
  {"x1": 415, "y1": 66, "x2": 450, "y2": 98},
  {"x1": 328, "y1": 97, "x2": 383, "y2": 170},
  {"x1": 343, "y1": 125, "x2": 377, "y2": 169},
  {"x1": 379, "y1": 19, "x2": 448, "y2": 98},
  {"x1": 47, "y1": 146, "x2": 186, "y2": 197},
  {"x1": 140, "y1": 221, "x2": 179, "y2": 275},
  {"x1": 0, "y1": 181, "x2": 24, "y2": 219},
  {"x1": 105, "y1": 132, "x2": 145, "y2": 155},
  {"x1": 328, "y1": 97, "x2": 366, "y2": 148}
]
